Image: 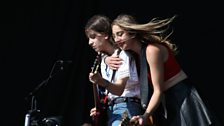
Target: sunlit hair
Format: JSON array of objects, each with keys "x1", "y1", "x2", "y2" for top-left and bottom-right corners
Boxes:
[
  {"x1": 85, "y1": 15, "x2": 114, "y2": 45},
  {"x1": 112, "y1": 14, "x2": 178, "y2": 53}
]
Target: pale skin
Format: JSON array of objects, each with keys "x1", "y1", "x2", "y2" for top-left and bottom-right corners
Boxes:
[
  {"x1": 104, "y1": 55, "x2": 123, "y2": 70},
  {"x1": 110, "y1": 24, "x2": 187, "y2": 125}
]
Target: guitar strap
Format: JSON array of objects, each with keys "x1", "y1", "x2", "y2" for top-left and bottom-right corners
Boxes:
[
  {"x1": 140, "y1": 44, "x2": 152, "y2": 110},
  {"x1": 103, "y1": 48, "x2": 122, "y2": 96}
]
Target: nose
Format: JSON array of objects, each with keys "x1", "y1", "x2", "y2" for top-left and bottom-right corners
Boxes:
[
  {"x1": 113, "y1": 36, "x2": 120, "y2": 43},
  {"x1": 88, "y1": 39, "x2": 93, "y2": 46}
]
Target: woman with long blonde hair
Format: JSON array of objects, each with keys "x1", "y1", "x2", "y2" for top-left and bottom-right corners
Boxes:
[{"x1": 104, "y1": 14, "x2": 220, "y2": 126}]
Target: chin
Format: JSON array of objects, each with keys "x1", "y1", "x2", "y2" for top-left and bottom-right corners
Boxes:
[
  {"x1": 94, "y1": 48, "x2": 99, "y2": 52},
  {"x1": 121, "y1": 45, "x2": 128, "y2": 50},
  {"x1": 121, "y1": 47, "x2": 126, "y2": 50}
]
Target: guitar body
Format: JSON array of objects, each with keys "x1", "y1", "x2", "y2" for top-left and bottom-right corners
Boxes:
[
  {"x1": 94, "y1": 104, "x2": 107, "y2": 126},
  {"x1": 92, "y1": 93, "x2": 108, "y2": 126}
]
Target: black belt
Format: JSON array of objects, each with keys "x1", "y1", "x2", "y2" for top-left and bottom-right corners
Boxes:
[{"x1": 108, "y1": 97, "x2": 140, "y2": 106}]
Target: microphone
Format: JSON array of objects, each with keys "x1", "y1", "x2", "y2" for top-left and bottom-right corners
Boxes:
[
  {"x1": 24, "y1": 113, "x2": 31, "y2": 126},
  {"x1": 56, "y1": 60, "x2": 72, "y2": 64},
  {"x1": 56, "y1": 60, "x2": 72, "y2": 71}
]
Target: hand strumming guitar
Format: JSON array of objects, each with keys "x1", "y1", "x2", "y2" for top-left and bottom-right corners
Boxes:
[{"x1": 90, "y1": 107, "x2": 100, "y2": 117}]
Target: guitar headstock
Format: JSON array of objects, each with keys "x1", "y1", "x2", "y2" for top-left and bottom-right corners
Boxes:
[
  {"x1": 119, "y1": 110, "x2": 130, "y2": 126},
  {"x1": 119, "y1": 110, "x2": 138, "y2": 126},
  {"x1": 91, "y1": 52, "x2": 101, "y2": 74},
  {"x1": 119, "y1": 110, "x2": 154, "y2": 126}
]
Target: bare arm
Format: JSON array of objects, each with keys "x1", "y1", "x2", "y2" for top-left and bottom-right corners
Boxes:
[
  {"x1": 131, "y1": 44, "x2": 166, "y2": 125},
  {"x1": 144, "y1": 44, "x2": 165, "y2": 115},
  {"x1": 89, "y1": 72, "x2": 128, "y2": 96}
]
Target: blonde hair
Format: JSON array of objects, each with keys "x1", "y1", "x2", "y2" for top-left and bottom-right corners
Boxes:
[{"x1": 112, "y1": 14, "x2": 178, "y2": 53}]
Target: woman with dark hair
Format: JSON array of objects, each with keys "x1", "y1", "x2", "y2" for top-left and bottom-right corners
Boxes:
[{"x1": 85, "y1": 15, "x2": 143, "y2": 126}]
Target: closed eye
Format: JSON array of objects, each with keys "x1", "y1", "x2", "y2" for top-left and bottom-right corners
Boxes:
[{"x1": 113, "y1": 31, "x2": 124, "y2": 39}]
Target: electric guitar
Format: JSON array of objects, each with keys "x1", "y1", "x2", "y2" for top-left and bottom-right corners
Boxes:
[
  {"x1": 119, "y1": 110, "x2": 155, "y2": 126},
  {"x1": 91, "y1": 53, "x2": 107, "y2": 126}
]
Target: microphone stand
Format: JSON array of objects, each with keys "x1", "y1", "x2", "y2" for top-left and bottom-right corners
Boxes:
[{"x1": 24, "y1": 60, "x2": 63, "y2": 126}]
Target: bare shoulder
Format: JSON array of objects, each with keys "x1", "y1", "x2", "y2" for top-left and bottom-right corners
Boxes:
[
  {"x1": 146, "y1": 43, "x2": 165, "y2": 54},
  {"x1": 146, "y1": 43, "x2": 168, "y2": 61}
]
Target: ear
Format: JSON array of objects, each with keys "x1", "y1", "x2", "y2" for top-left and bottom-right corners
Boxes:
[
  {"x1": 104, "y1": 35, "x2": 109, "y2": 40},
  {"x1": 129, "y1": 33, "x2": 136, "y2": 38}
]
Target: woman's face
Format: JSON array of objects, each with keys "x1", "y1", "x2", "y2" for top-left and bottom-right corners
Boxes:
[
  {"x1": 112, "y1": 25, "x2": 133, "y2": 50},
  {"x1": 86, "y1": 30, "x2": 107, "y2": 52}
]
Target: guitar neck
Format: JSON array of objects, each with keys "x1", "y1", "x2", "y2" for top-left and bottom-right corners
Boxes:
[
  {"x1": 93, "y1": 84, "x2": 99, "y2": 108},
  {"x1": 91, "y1": 53, "x2": 101, "y2": 109}
]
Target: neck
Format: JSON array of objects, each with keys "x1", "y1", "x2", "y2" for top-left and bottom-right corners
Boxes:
[
  {"x1": 103, "y1": 42, "x2": 116, "y2": 56},
  {"x1": 131, "y1": 40, "x2": 142, "y2": 56}
]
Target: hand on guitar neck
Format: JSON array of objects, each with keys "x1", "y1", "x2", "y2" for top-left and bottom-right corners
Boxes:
[{"x1": 90, "y1": 53, "x2": 108, "y2": 126}]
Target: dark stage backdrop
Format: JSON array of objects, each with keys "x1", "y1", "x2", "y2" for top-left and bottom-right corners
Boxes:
[{"x1": 1, "y1": 0, "x2": 223, "y2": 125}]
